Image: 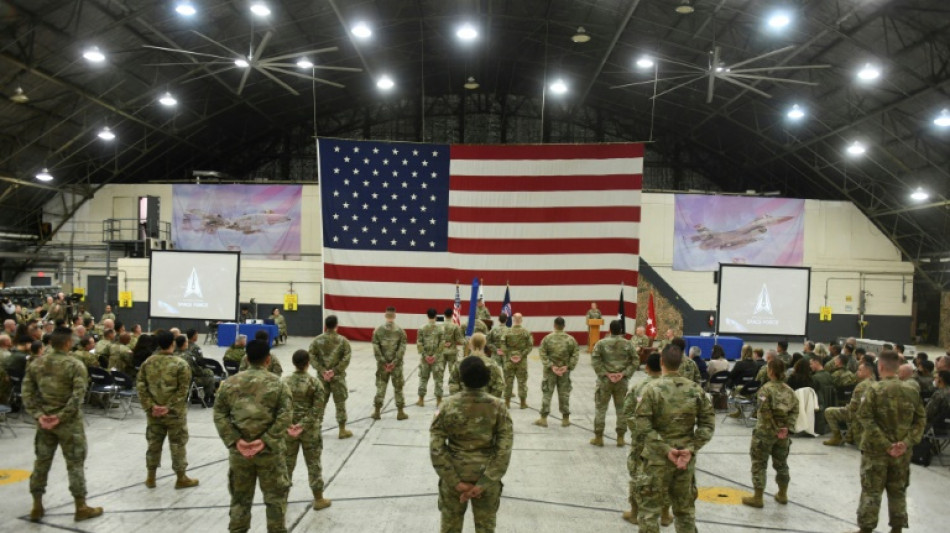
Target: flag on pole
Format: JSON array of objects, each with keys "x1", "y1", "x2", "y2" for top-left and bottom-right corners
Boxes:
[
  {"x1": 618, "y1": 283, "x2": 626, "y2": 335},
  {"x1": 646, "y1": 292, "x2": 658, "y2": 338},
  {"x1": 502, "y1": 285, "x2": 513, "y2": 326},
  {"x1": 319, "y1": 139, "x2": 642, "y2": 342},
  {"x1": 466, "y1": 277, "x2": 481, "y2": 336},
  {"x1": 452, "y1": 284, "x2": 462, "y2": 326}
]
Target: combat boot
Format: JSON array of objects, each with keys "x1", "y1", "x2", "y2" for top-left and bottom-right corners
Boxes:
[
  {"x1": 371, "y1": 406, "x2": 381, "y2": 420},
  {"x1": 590, "y1": 432, "x2": 604, "y2": 447},
  {"x1": 415, "y1": 396, "x2": 425, "y2": 407},
  {"x1": 533, "y1": 416, "x2": 548, "y2": 427},
  {"x1": 741, "y1": 489, "x2": 764, "y2": 508},
  {"x1": 775, "y1": 484, "x2": 788, "y2": 504},
  {"x1": 823, "y1": 431, "x2": 843, "y2": 446},
  {"x1": 312, "y1": 491, "x2": 332, "y2": 511},
  {"x1": 844, "y1": 431, "x2": 855, "y2": 445},
  {"x1": 561, "y1": 415, "x2": 571, "y2": 427},
  {"x1": 29, "y1": 493, "x2": 43, "y2": 522},
  {"x1": 175, "y1": 472, "x2": 199, "y2": 489},
  {"x1": 338, "y1": 422, "x2": 353, "y2": 439},
  {"x1": 73, "y1": 498, "x2": 103, "y2": 522},
  {"x1": 621, "y1": 503, "x2": 638, "y2": 525},
  {"x1": 616, "y1": 432, "x2": 626, "y2": 447},
  {"x1": 660, "y1": 505, "x2": 673, "y2": 526},
  {"x1": 520, "y1": 398, "x2": 528, "y2": 409},
  {"x1": 396, "y1": 407, "x2": 409, "y2": 420},
  {"x1": 436, "y1": 397, "x2": 442, "y2": 407},
  {"x1": 144, "y1": 468, "x2": 157, "y2": 489}
]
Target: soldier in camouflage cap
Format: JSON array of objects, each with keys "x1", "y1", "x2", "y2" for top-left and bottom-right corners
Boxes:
[
  {"x1": 851, "y1": 350, "x2": 925, "y2": 533},
  {"x1": 485, "y1": 312, "x2": 509, "y2": 367},
  {"x1": 283, "y1": 350, "x2": 331, "y2": 511},
  {"x1": 534, "y1": 317, "x2": 579, "y2": 428},
  {"x1": 742, "y1": 358, "x2": 799, "y2": 509},
  {"x1": 590, "y1": 320, "x2": 637, "y2": 447},
  {"x1": 502, "y1": 313, "x2": 533, "y2": 409},
  {"x1": 224, "y1": 334, "x2": 247, "y2": 364},
  {"x1": 448, "y1": 332, "x2": 506, "y2": 398},
  {"x1": 69, "y1": 335, "x2": 100, "y2": 371},
  {"x1": 309, "y1": 315, "x2": 353, "y2": 438},
  {"x1": 416, "y1": 308, "x2": 445, "y2": 407},
  {"x1": 136, "y1": 330, "x2": 199, "y2": 490},
  {"x1": 634, "y1": 344, "x2": 715, "y2": 533},
  {"x1": 439, "y1": 308, "x2": 466, "y2": 396},
  {"x1": 23, "y1": 327, "x2": 103, "y2": 523},
  {"x1": 214, "y1": 339, "x2": 293, "y2": 533},
  {"x1": 371, "y1": 306, "x2": 408, "y2": 420},
  {"x1": 824, "y1": 359, "x2": 876, "y2": 447},
  {"x1": 430, "y1": 355, "x2": 513, "y2": 533}
]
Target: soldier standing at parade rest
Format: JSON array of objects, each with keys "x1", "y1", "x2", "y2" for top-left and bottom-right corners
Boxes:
[
  {"x1": 309, "y1": 315, "x2": 354, "y2": 439},
  {"x1": 502, "y1": 313, "x2": 533, "y2": 409},
  {"x1": 590, "y1": 320, "x2": 637, "y2": 447},
  {"x1": 23, "y1": 327, "x2": 103, "y2": 522},
  {"x1": 448, "y1": 333, "x2": 505, "y2": 398},
  {"x1": 438, "y1": 308, "x2": 466, "y2": 405},
  {"x1": 634, "y1": 344, "x2": 715, "y2": 532},
  {"x1": 283, "y1": 350, "x2": 331, "y2": 511},
  {"x1": 371, "y1": 306, "x2": 409, "y2": 421},
  {"x1": 851, "y1": 350, "x2": 925, "y2": 533},
  {"x1": 742, "y1": 358, "x2": 799, "y2": 509},
  {"x1": 430, "y1": 356, "x2": 513, "y2": 533},
  {"x1": 486, "y1": 312, "x2": 509, "y2": 367},
  {"x1": 416, "y1": 308, "x2": 445, "y2": 407},
  {"x1": 534, "y1": 317, "x2": 579, "y2": 428},
  {"x1": 214, "y1": 340, "x2": 293, "y2": 533},
  {"x1": 136, "y1": 331, "x2": 199, "y2": 490}
]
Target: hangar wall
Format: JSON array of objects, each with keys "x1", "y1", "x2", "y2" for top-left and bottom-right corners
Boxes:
[{"x1": 19, "y1": 185, "x2": 914, "y2": 341}]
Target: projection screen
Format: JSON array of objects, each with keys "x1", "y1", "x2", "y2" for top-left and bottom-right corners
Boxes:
[
  {"x1": 716, "y1": 264, "x2": 810, "y2": 337},
  {"x1": 148, "y1": 251, "x2": 240, "y2": 321}
]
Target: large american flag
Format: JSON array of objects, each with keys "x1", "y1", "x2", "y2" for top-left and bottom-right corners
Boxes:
[{"x1": 319, "y1": 139, "x2": 641, "y2": 343}]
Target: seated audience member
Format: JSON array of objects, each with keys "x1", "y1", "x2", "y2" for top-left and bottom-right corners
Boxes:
[
  {"x1": 898, "y1": 363, "x2": 919, "y2": 391},
  {"x1": 707, "y1": 346, "x2": 729, "y2": 377},
  {"x1": 830, "y1": 354, "x2": 858, "y2": 389},
  {"x1": 131, "y1": 334, "x2": 157, "y2": 369},
  {"x1": 790, "y1": 352, "x2": 803, "y2": 370},
  {"x1": 926, "y1": 370, "x2": 950, "y2": 432},
  {"x1": 813, "y1": 343, "x2": 829, "y2": 363},
  {"x1": 810, "y1": 357, "x2": 836, "y2": 433},
  {"x1": 936, "y1": 354, "x2": 950, "y2": 374},
  {"x1": 728, "y1": 346, "x2": 759, "y2": 389},
  {"x1": 689, "y1": 346, "x2": 708, "y2": 380},
  {"x1": 752, "y1": 348, "x2": 766, "y2": 370},
  {"x1": 915, "y1": 360, "x2": 936, "y2": 398}
]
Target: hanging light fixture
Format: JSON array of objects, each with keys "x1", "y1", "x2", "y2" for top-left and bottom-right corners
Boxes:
[
  {"x1": 83, "y1": 46, "x2": 106, "y2": 63},
  {"x1": 9, "y1": 87, "x2": 29, "y2": 104},
  {"x1": 934, "y1": 109, "x2": 950, "y2": 127},
  {"x1": 550, "y1": 79, "x2": 568, "y2": 95},
  {"x1": 846, "y1": 140, "x2": 866, "y2": 156},
  {"x1": 377, "y1": 75, "x2": 395, "y2": 90},
  {"x1": 296, "y1": 58, "x2": 314, "y2": 69},
  {"x1": 158, "y1": 92, "x2": 178, "y2": 106},
  {"x1": 857, "y1": 63, "x2": 880, "y2": 81},
  {"x1": 571, "y1": 27, "x2": 591, "y2": 43},
  {"x1": 636, "y1": 56, "x2": 654, "y2": 69},
  {"x1": 351, "y1": 22, "x2": 372, "y2": 39},
  {"x1": 249, "y1": 2, "x2": 271, "y2": 17},
  {"x1": 35, "y1": 168, "x2": 54, "y2": 182},
  {"x1": 175, "y1": 1, "x2": 197, "y2": 16},
  {"x1": 910, "y1": 187, "x2": 930, "y2": 202},
  {"x1": 464, "y1": 76, "x2": 480, "y2": 90},
  {"x1": 98, "y1": 126, "x2": 116, "y2": 141},
  {"x1": 787, "y1": 104, "x2": 805, "y2": 120},
  {"x1": 675, "y1": 1, "x2": 695, "y2": 15}
]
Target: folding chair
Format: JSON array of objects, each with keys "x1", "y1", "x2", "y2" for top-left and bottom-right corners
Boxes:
[
  {"x1": 0, "y1": 404, "x2": 15, "y2": 437},
  {"x1": 200, "y1": 359, "x2": 227, "y2": 386},
  {"x1": 204, "y1": 321, "x2": 218, "y2": 345},
  {"x1": 706, "y1": 372, "x2": 730, "y2": 412},
  {"x1": 189, "y1": 379, "x2": 208, "y2": 408},
  {"x1": 110, "y1": 371, "x2": 138, "y2": 419},
  {"x1": 735, "y1": 381, "x2": 762, "y2": 427},
  {"x1": 927, "y1": 418, "x2": 950, "y2": 466},
  {"x1": 7, "y1": 370, "x2": 24, "y2": 420},
  {"x1": 86, "y1": 367, "x2": 120, "y2": 417},
  {"x1": 223, "y1": 360, "x2": 240, "y2": 377}
]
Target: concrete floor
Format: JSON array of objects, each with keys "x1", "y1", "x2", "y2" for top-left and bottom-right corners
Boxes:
[{"x1": 1, "y1": 336, "x2": 947, "y2": 533}]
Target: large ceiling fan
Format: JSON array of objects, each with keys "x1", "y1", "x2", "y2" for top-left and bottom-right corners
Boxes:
[{"x1": 143, "y1": 30, "x2": 362, "y2": 96}]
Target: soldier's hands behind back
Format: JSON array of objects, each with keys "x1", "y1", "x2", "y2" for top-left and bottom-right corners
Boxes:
[
  {"x1": 151, "y1": 405, "x2": 169, "y2": 418},
  {"x1": 888, "y1": 442, "x2": 907, "y2": 458},
  {"x1": 287, "y1": 425, "x2": 303, "y2": 438},
  {"x1": 38, "y1": 414, "x2": 60, "y2": 430},
  {"x1": 776, "y1": 427, "x2": 789, "y2": 440}
]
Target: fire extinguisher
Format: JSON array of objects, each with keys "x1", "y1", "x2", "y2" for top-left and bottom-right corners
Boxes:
[{"x1": 708, "y1": 314, "x2": 715, "y2": 328}]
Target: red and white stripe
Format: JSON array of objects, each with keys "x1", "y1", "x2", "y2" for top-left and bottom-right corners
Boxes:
[{"x1": 325, "y1": 143, "x2": 642, "y2": 343}]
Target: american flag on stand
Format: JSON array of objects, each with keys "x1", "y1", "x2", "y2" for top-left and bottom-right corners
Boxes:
[
  {"x1": 319, "y1": 139, "x2": 642, "y2": 343},
  {"x1": 452, "y1": 284, "x2": 461, "y2": 326}
]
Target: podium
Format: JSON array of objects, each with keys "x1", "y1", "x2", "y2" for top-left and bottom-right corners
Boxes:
[{"x1": 587, "y1": 318, "x2": 604, "y2": 353}]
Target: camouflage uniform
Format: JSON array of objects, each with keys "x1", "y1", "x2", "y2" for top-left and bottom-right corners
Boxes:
[
  {"x1": 485, "y1": 323, "x2": 508, "y2": 367},
  {"x1": 309, "y1": 331, "x2": 352, "y2": 425},
  {"x1": 854, "y1": 377, "x2": 925, "y2": 531},
  {"x1": 214, "y1": 366, "x2": 293, "y2": 533},
  {"x1": 372, "y1": 322, "x2": 407, "y2": 409},
  {"x1": 129, "y1": 334, "x2": 140, "y2": 351},
  {"x1": 274, "y1": 314, "x2": 287, "y2": 342},
  {"x1": 180, "y1": 345, "x2": 216, "y2": 401},
  {"x1": 926, "y1": 386, "x2": 950, "y2": 428},
  {"x1": 94, "y1": 338, "x2": 112, "y2": 364},
  {"x1": 136, "y1": 353, "x2": 192, "y2": 475},
  {"x1": 776, "y1": 351, "x2": 791, "y2": 366},
  {"x1": 475, "y1": 305, "x2": 492, "y2": 323},
  {"x1": 538, "y1": 330, "x2": 579, "y2": 417},
  {"x1": 586, "y1": 309, "x2": 602, "y2": 320},
  {"x1": 240, "y1": 353, "x2": 283, "y2": 375},
  {"x1": 109, "y1": 343, "x2": 135, "y2": 378},
  {"x1": 623, "y1": 375, "x2": 658, "y2": 511},
  {"x1": 448, "y1": 354, "x2": 506, "y2": 398},
  {"x1": 283, "y1": 370, "x2": 326, "y2": 494},
  {"x1": 591, "y1": 334, "x2": 636, "y2": 436},
  {"x1": 634, "y1": 371, "x2": 715, "y2": 533},
  {"x1": 69, "y1": 349, "x2": 100, "y2": 370},
  {"x1": 749, "y1": 379, "x2": 799, "y2": 491},
  {"x1": 1, "y1": 349, "x2": 28, "y2": 402},
  {"x1": 23, "y1": 350, "x2": 90, "y2": 499},
  {"x1": 832, "y1": 367, "x2": 858, "y2": 388},
  {"x1": 825, "y1": 377, "x2": 874, "y2": 445},
  {"x1": 679, "y1": 356, "x2": 702, "y2": 384},
  {"x1": 811, "y1": 369, "x2": 836, "y2": 434},
  {"x1": 417, "y1": 321, "x2": 445, "y2": 399},
  {"x1": 224, "y1": 345, "x2": 246, "y2": 364},
  {"x1": 100, "y1": 312, "x2": 116, "y2": 323},
  {"x1": 501, "y1": 325, "x2": 533, "y2": 402},
  {"x1": 430, "y1": 389, "x2": 513, "y2": 533},
  {"x1": 631, "y1": 334, "x2": 651, "y2": 352},
  {"x1": 440, "y1": 321, "x2": 465, "y2": 384}
]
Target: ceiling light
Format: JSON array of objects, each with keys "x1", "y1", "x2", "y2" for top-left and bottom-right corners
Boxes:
[
  {"x1": 456, "y1": 24, "x2": 478, "y2": 42},
  {"x1": 787, "y1": 104, "x2": 805, "y2": 120},
  {"x1": 249, "y1": 2, "x2": 270, "y2": 17},
  {"x1": 9, "y1": 87, "x2": 29, "y2": 104},
  {"x1": 352, "y1": 22, "x2": 372, "y2": 39},
  {"x1": 636, "y1": 56, "x2": 654, "y2": 69},
  {"x1": 234, "y1": 57, "x2": 250, "y2": 68},
  {"x1": 158, "y1": 92, "x2": 177, "y2": 106},
  {"x1": 296, "y1": 58, "x2": 314, "y2": 69},
  {"x1": 910, "y1": 187, "x2": 930, "y2": 202},
  {"x1": 675, "y1": 1, "x2": 695, "y2": 14},
  {"x1": 464, "y1": 76, "x2": 480, "y2": 90},
  {"x1": 549, "y1": 79, "x2": 568, "y2": 95},
  {"x1": 857, "y1": 63, "x2": 880, "y2": 81},
  {"x1": 846, "y1": 141, "x2": 866, "y2": 156},
  {"x1": 376, "y1": 75, "x2": 394, "y2": 90},
  {"x1": 175, "y1": 2, "x2": 196, "y2": 16},
  {"x1": 83, "y1": 46, "x2": 105, "y2": 63},
  {"x1": 571, "y1": 26, "x2": 591, "y2": 43},
  {"x1": 98, "y1": 127, "x2": 116, "y2": 141},
  {"x1": 767, "y1": 12, "x2": 791, "y2": 29},
  {"x1": 35, "y1": 168, "x2": 53, "y2": 182},
  {"x1": 934, "y1": 108, "x2": 950, "y2": 127}
]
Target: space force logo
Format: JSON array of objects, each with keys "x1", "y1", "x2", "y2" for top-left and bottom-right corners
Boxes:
[
  {"x1": 184, "y1": 268, "x2": 203, "y2": 298},
  {"x1": 747, "y1": 283, "x2": 778, "y2": 326}
]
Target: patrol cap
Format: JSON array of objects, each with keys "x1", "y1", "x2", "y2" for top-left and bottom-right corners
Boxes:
[
  {"x1": 459, "y1": 356, "x2": 490, "y2": 389},
  {"x1": 246, "y1": 339, "x2": 270, "y2": 363}
]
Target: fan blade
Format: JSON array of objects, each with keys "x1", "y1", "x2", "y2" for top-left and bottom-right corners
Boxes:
[
  {"x1": 726, "y1": 74, "x2": 819, "y2": 86},
  {"x1": 717, "y1": 76, "x2": 773, "y2": 98},
  {"x1": 191, "y1": 30, "x2": 245, "y2": 58},
  {"x1": 261, "y1": 47, "x2": 340, "y2": 63},
  {"x1": 255, "y1": 67, "x2": 301, "y2": 95},
  {"x1": 267, "y1": 67, "x2": 346, "y2": 88},
  {"x1": 650, "y1": 75, "x2": 705, "y2": 100},
  {"x1": 237, "y1": 67, "x2": 252, "y2": 95},
  {"x1": 610, "y1": 74, "x2": 699, "y2": 90},
  {"x1": 144, "y1": 61, "x2": 234, "y2": 67},
  {"x1": 254, "y1": 31, "x2": 274, "y2": 61},
  {"x1": 261, "y1": 62, "x2": 362, "y2": 72},
  {"x1": 728, "y1": 65, "x2": 831, "y2": 74},
  {"x1": 724, "y1": 46, "x2": 796, "y2": 69},
  {"x1": 142, "y1": 45, "x2": 235, "y2": 61},
  {"x1": 706, "y1": 46, "x2": 720, "y2": 104}
]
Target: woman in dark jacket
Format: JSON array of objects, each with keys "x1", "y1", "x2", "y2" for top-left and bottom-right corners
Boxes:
[{"x1": 787, "y1": 358, "x2": 814, "y2": 390}]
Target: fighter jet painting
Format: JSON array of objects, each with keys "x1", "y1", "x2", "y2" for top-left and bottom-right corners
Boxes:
[
  {"x1": 689, "y1": 215, "x2": 795, "y2": 250},
  {"x1": 183, "y1": 209, "x2": 292, "y2": 235}
]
